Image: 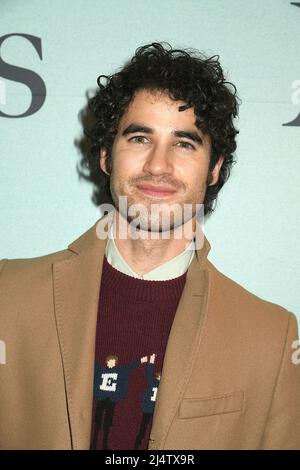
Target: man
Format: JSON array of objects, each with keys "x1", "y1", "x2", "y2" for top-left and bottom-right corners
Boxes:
[{"x1": 0, "y1": 42, "x2": 299, "y2": 450}]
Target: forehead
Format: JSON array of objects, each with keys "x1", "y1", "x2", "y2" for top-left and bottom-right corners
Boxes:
[{"x1": 119, "y1": 88, "x2": 197, "y2": 128}]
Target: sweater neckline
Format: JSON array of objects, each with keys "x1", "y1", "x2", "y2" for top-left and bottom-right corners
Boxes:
[{"x1": 101, "y1": 255, "x2": 187, "y2": 303}]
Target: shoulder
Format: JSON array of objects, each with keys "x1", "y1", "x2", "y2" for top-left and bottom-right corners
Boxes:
[
  {"x1": 0, "y1": 213, "x2": 109, "y2": 282},
  {"x1": 0, "y1": 249, "x2": 75, "y2": 281},
  {"x1": 204, "y1": 259, "x2": 298, "y2": 341},
  {"x1": 0, "y1": 251, "x2": 78, "y2": 306}
]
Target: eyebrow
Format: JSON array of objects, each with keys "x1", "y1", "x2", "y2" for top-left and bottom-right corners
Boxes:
[{"x1": 121, "y1": 123, "x2": 204, "y2": 146}]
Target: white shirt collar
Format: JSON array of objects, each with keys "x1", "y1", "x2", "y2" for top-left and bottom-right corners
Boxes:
[{"x1": 105, "y1": 214, "x2": 195, "y2": 281}]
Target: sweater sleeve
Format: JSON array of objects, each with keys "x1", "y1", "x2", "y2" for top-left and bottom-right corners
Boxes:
[{"x1": 259, "y1": 312, "x2": 300, "y2": 449}]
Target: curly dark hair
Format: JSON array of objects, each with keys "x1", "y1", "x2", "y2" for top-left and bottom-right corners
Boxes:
[{"x1": 85, "y1": 42, "x2": 240, "y2": 216}]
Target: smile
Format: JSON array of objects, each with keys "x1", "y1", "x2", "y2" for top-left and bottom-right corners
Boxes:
[{"x1": 136, "y1": 184, "x2": 177, "y2": 198}]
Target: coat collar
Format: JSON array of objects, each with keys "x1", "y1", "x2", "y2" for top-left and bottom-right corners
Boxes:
[{"x1": 53, "y1": 210, "x2": 211, "y2": 449}]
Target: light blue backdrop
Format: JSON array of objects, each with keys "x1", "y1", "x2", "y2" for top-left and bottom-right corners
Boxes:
[{"x1": 1, "y1": 0, "x2": 300, "y2": 325}]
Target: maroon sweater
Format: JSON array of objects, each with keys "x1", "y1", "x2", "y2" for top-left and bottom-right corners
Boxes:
[{"x1": 90, "y1": 255, "x2": 187, "y2": 450}]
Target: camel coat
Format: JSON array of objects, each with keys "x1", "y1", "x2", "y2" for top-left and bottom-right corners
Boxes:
[{"x1": 0, "y1": 212, "x2": 299, "y2": 450}]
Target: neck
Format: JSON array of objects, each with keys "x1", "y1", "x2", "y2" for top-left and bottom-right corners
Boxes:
[{"x1": 111, "y1": 210, "x2": 197, "y2": 276}]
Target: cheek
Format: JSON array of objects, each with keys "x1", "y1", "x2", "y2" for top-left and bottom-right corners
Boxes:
[
  {"x1": 178, "y1": 161, "x2": 209, "y2": 188},
  {"x1": 111, "y1": 151, "x2": 126, "y2": 174},
  {"x1": 113, "y1": 149, "x2": 144, "y2": 177}
]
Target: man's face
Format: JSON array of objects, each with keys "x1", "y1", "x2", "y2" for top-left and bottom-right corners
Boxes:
[{"x1": 100, "y1": 89, "x2": 223, "y2": 233}]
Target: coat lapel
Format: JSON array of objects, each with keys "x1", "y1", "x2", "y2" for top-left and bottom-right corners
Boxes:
[
  {"x1": 52, "y1": 212, "x2": 113, "y2": 449},
  {"x1": 148, "y1": 239, "x2": 211, "y2": 450}
]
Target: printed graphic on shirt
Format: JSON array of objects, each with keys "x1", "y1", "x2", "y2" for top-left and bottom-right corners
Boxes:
[
  {"x1": 134, "y1": 354, "x2": 161, "y2": 450},
  {"x1": 91, "y1": 353, "x2": 160, "y2": 450}
]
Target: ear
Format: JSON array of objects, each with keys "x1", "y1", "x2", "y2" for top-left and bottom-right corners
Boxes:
[
  {"x1": 208, "y1": 155, "x2": 224, "y2": 186},
  {"x1": 99, "y1": 147, "x2": 110, "y2": 175}
]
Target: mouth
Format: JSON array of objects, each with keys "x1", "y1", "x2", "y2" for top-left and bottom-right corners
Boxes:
[{"x1": 136, "y1": 184, "x2": 177, "y2": 198}]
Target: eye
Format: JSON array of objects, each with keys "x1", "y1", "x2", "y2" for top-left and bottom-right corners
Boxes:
[
  {"x1": 177, "y1": 141, "x2": 195, "y2": 150},
  {"x1": 128, "y1": 136, "x2": 149, "y2": 144}
]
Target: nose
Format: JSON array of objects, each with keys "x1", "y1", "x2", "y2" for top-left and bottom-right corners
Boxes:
[{"x1": 142, "y1": 142, "x2": 173, "y2": 176}]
